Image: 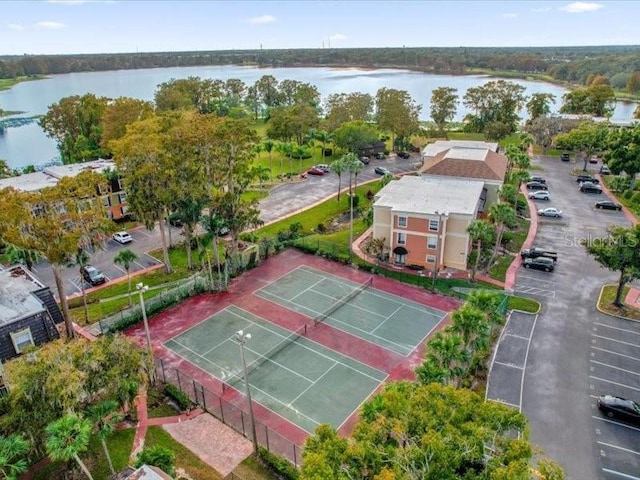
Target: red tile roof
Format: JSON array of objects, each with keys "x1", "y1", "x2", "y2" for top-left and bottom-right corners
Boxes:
[{"x1": 419, "y1": 148, "x2": 508, "y2": 181}]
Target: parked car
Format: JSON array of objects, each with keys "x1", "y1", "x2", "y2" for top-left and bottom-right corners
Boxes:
[
  {"x1": 528, "y1": 175, "x2": 546, "y2": 184},
  {"x1": 561, "y1": 152, "x2": 571, "y2": 162},
  {"x1": 597, "y1": 395, "x2": 640, "y2": 425},
  {"x1": 576, "y1": 175, "x2": 599, "y2": 184},
  {"x1": 359, "y1": 156, "x2": 370, "y2": 165},
  {"x1": 538, "y1": 207, "x2": 562, "y2": 218},
  {"x1": 375, "y1": 152, "x2": 387, "y2": 159},
  {"x1": 523, "y1": 257, "x2": 555, "y2": 272},
  {"x1": 315, "y1": 164, "x2": 330, "y2": 173},
  {"x1": 112, "y1": 231, "x2": 133, "y2": 244},
  {"x1": 580, "y1": 182, "x2": 602, "y2": 194},
  {"x1": 528, "y1": 191, "x2": 550, "y2": 201},
  {"x1": 595, "y1": 200, "x2": 622, "y2": 211},
  {"x1": 81, "y1": 265, "x2": 106, "y2": 286},
  {"x1": 600, "y1": 165, "x2": 611, "y2": 175},
  {"x1": 520, "y1": 247, "x2": 558, "y2": 261},
  {"x1": 167, "y1": 212, "x2": 183, "y2": 227},
  {"x1": 589, "y1": 155, "x2": 600, "y2": 164},
  {"x1": 374, "y1": 166, "x2": 392, "y2": 176},
  {"x1": 397, "y1": 151, "x2": 410, "y2": 159},
  {"x1": 307, "y1": 167, "x2": 325, "y2": 176},
  {"x1": 526, "y1": 181, "x2": 548, "y2": 191}
]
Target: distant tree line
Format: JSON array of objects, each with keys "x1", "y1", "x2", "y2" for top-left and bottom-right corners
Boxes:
[{"x1": 2, "y1": 45, "x2": 640, "y2": 93}]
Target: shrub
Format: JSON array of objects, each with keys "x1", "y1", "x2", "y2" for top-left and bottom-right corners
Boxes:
[
  {"x1": 501, "y1": 232, "x2": 514, "y2": 246},
  {"x1": 624, "y1": 189, "x2": 634, "y2": 200},
  {"x1": 258, "y1": 447, "x2": 300, "y2": 480},
  {"x1": 349, "y1": 194, "x2": 360, "y2": 209},
  {"x1": 164, "y1": 383, "x2": 191, "y2": 411},
  {"x1": 631, "y1": 191, "x2": 640, "y2": 204},
  {"x1": 366, "y1": 189, "x2": 375, "y2": 200},
  {"x1": 323, "y1": 148, "x2": 333, "y2": 157},
  {"x1": 316, "y1": 223, "x2": 327, "y2": 233},
  {"x1": 135, "y1": 446, "x2": 175, "y2": 477}
]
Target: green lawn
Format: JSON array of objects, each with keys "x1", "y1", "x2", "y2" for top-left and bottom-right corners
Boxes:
[
  {"x1": 601, "y1": 176, "x2": 640, "y2": 220},
  {"x1": 488, "y1": 254, "x2": 515, "y2": 282},
  {"x1": 598, "y1": 284, "x2": 640, "y2": 321},
  {"x1": 507, "y1": 295, "x2": 540, "y2": 313}
]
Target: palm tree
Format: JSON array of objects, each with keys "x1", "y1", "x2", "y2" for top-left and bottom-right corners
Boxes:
[
  {"x1": 420, "y1": 330, "x2": 469, "y2": 387},
  {"x1": 251, "y1": 164, "x2": 271, "y2": 189},
  {"x1": 262, "y1": 139, "x2": 275, "y2": 180},
  {"x1": 343, "y1": 152, "x2": 361, "y2": 195},
  {"x1": 292, "y1": 145, "x2": 308, "y2": 174},
  {"x1": 86, "y1": 400, "x2": 123, "y2": 477},
  {"x1": 278, "y1": 142, "x2": 294, "y2": 179},
  {"x1": 315, "y1": 130, "x2": 333, "y2": 160},
  {"x1": 488, "y1": 202, "x2": 517, "y2": 266},
  {"x1": 344, "y1": 153, "x2": 363, "y2": 261},
  {"x1": 467, "y1": 219, "x2": 494, "y2": 282},
  {"x1": 45, "y1": 413, "x2": 94, "y2": 480},
  {"x1": 330, "y1": 158, "x2": 346, "y2": 201},
  {"x1": 349, "y1": 154, "x2": 365, "y2": 193},
  {"x1": 201, "y1": 212, "x2": 226, "y2": 288},
  {"x1": 0, "y1": 434, "x2": 30, "y2": 480},
  {"x1": 499, "y1": 184, "x2": 518, "y2": 205},
  {"x1": 74, "y1": 248, "x2": 91, "y2": 324},
  {"x1": 114, "y1": 248, "x2": 138, "y2": 307},
  {"x1": 369, "y1": 237, "x2": 386, "y2": 261},
  {"x1": 304, "y1": 128, "x2": 317, "y2": 160},
  {"x1": 5, "y1": 244, "x2": 41, "y2": 271},
  {"x1": 451, "y1": 304, "x2": 490, "y2": 355}
]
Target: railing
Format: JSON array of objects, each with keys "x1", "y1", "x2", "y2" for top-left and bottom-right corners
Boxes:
[{"x1": 155, "y1": 358, "x2": 302, "y2": 468}]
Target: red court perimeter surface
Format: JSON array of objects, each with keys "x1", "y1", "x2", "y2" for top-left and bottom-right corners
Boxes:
[{"x1": 126, "y1": 249, "x2": 461, "y2": 445}]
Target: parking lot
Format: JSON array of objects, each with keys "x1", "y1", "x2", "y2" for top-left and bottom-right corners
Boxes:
[{"x1": 489, "y1": 155, "x2": 638, "y2": 479}]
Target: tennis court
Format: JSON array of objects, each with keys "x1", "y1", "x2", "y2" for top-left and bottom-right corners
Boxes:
[
  {"x1": 255, "y1": 266, "x2": 446, "y2": 356},
  {"x1": 164, "y1": 305, "x2": 386, "y2": 434}
]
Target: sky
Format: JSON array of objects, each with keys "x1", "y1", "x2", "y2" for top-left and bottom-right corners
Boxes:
[{"x1": 1, "y1": 0, "x2": 639, "y2": 56}]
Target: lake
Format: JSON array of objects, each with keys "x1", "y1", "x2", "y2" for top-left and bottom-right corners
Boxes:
[{"x1": 0, "y1": 65, "x2": 636, "y2": 169}]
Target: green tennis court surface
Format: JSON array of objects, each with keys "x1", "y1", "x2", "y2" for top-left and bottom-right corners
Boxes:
[
  {"x1": 164, "y1": 305, "x2": 386, "y2": 434},
  {"x1": 255, "y1": 266, "x2": 446, "y2": 356}
]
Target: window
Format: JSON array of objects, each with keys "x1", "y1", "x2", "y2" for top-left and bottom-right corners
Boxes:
[
  {"x1": 427, "y1": 236, "x2": 437, "y2": 249},
  {"x1": 103, "y1": 196, "x2": 111, "y2": 207},
  {"x1": 426, "y1": 255, "x2": 436, "y2": 264},
  {"x1": 10, "y1": 328, "x2": 34, "y2": 354},
  {"x1": 118, "y1": 192, "x2": 127, "y2": 203},
  {"x1": 398, "y1": 216, "x2": 407, "y2": 227},
  {"x1": 429, "y1": 219, "x2": 439, "y2": 231},
  {"x1": 397, "y1": 232, "x2": 406, "y2": 245}
]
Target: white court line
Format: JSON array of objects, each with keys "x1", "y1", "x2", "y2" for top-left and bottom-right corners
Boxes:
[
  {"x1": 602, "y1": 468, "x2": 640, "y2": 480},
  {"x1": 591, "y1": 346, "x2": 640, "y2": 363},
  {"x1": 370, "y1": 305, "x2": 404, "y2": 334},
  {"x1": 594, "y1": 322, "x2": 640, "y2": 336},
  {"x1": 590, "y1": 360, "x2": 640, "y2": 376},
  {"x1": 592, "y1": 334, "x2": 640, "y2": 349},
  {"x1": 493, "y1": 361, "x2": 524, "y2": 370},
  {"x1": 289, "y1": 278, "x2": 327, "y2": 303},
  {"x1": 252, "y1": 264, "x2": 312, "y2": 296},
  {"x1": 593, "y1": 415, "x2": 640, "y2": 433},
  {"x1": 287, "y1": 364, "x2": 337, "y2": 407},
  {"x1": 590, "y1": 376, "x2": 640, "y2": 392},
  {"x1": 597, "y1": 441, "x2": 640, "y2": 456}
]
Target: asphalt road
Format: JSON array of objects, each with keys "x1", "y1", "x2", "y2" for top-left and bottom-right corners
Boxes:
[{"x1": 510, "y1": 157, "x2": 638, "y2": 479}]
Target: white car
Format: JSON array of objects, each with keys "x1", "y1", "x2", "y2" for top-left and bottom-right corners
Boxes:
[
  {"x1": 315, "y1": 164, "x2": 330, "y2": 173},
  {"x1": 537, "y1": 207, "x2": 562, "y2": 218},
  {"x1": 528, "y1": 191, "x2": 550, "y2": 201},
  {"x1": 113, "y1": 231, "x2": 133, "y2": 244}
]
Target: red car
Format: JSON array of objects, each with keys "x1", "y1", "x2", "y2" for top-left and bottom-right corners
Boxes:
[{"x1": 307, "y1": 167, "x2": 325, "y2": 176}]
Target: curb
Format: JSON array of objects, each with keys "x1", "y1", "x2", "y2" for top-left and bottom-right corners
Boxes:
[
  {"x1": 596, "y1": 174, "x2": 638, "y2": 227},
  {"x1": 596, "y1": 284, "x2": 640, "y2": 323}
]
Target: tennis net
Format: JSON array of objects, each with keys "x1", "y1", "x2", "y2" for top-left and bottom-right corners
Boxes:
[{"x1": 314, "y1": 276, "x2": 373, "y2": 325}]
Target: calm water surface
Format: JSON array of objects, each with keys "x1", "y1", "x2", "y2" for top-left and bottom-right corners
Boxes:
[{"x1": 0, "y1": 65, "x2": 636, "y2": 169}]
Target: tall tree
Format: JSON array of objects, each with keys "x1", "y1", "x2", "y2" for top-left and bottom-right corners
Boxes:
[
  {"x1": 39, "y1": 93, "x2": 109, "y2": 164},
  {"x1": 86, "y1": 400, "x2": 123, "y2": 477},
  {"x1": 430, "y1": 86, "x2": 458, "y2": 136},
  {"x1": 524, "y1": 115, "x2": 580, "y2": 154},
  {"x1": 554, "y1": 121, "x2": 610, "y2": 171},
  {"x1": 586, "y1": 225, "x2": 640, "y2": 306},
  {"x1": 463, "y1": 80, "x2": 526, "y2": 135},
  {"x1": 267, "y1": 104, "x2": 319, "y2": 145},
  {"x1": 74, "y1": 248, "x2": 91, "y2": 324},
  {"x1": 254, "y1": 75, "x2": 281, "y2": 111},
  {"x1": 467, "y1": 220, "x2": 494, "y2": 282},
  {"x1": 4, "y1": 244, "x2": 41, "y2": 271},
  {"x1": 488, "y1": 202, "x2": 516, "y2": 266},
  {"x1": 605, "y1": 124, "x2": 640, "y2": 189},
  {"x1": 332, "y1": 120, "x2": 379, "y2": 154},
  {"x1": 0, "y1": 171, "x2": 112, "y2": 337},
  {"x1": 100, "y1": 97, "x2": 154, "y2": 151},
  {"x1": 329, "y1": 157, "x2": 346, "y2": 201},
  {"x1": 323, "y1": 92, "x2": 373, "y2": 132},
  {"x1": 114, "y1": 248, "x2": 138, "y2": 307},
  {"x1": 526, "y1": 92, "x2": 556, "y2": 122},
  {"x1": 314, "y1": 130, "x2": 333, "y2": 160},
  {"x1": 560, "y1": 84, "x2": 615, "y2": 117},
  {"x1": 0, "y1": 435, "x2": 30, "y2": 480},
  {"x1": 262, "y1": 139, "x2": 275, "y2": 180},
  {"x1": 375, "y1": 87, "x2": 421, "y2": 150},
  {"x1": 45, "y1": 414, "x2": 94, "y2": 480}
]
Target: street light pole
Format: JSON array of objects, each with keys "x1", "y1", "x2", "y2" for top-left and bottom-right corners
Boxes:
[
  {"x1": 136, "y1": 282, "x2": 152, "y2": 351},
  {"x1": 235, "y1": 330, "x2": 258, "y2": 454}
]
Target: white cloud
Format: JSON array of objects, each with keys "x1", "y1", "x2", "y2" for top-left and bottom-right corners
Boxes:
[
  {"x1": 7, "y1": 23, "x2": 25, "y2": 31},
  {"x1": 559, "y1": 2, "x2": 603, "y2": 13},
  {"x1": 35, "y1": 21, "x2": 65, "y2": 29},
  {"x1": 329, "y1": 33, "x2": 347, "y2": 42},
  {"x1": 531, "y1": 7, "x2": 551, "y2": 12},
  {"x1": 502, "y1": 13, "x2": 518, "y2": 18},
  {"x1": 247, "y1": 14, "x2": 276, "y2": 24}
]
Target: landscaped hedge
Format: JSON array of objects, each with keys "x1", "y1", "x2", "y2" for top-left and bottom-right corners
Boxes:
[
  {"x1": 164, "y1": 383, "x2": 191, "y2": 411},
  {"x1": 258, "y1": 447, "x2": 300, "y2": 480}
]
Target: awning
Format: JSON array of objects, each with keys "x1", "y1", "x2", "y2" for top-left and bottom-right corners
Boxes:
[{"x1": 393, "y1": 246, "x2": 408, "y2": 255}]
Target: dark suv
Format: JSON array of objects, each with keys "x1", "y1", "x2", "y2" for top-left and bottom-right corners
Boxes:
[
  {"x1": 561, "y1": 153, "x2": 571, "y2": 162},
  {"x1": 576, "y1": 175, "x2": 599, "y2": 185},
  {"x1": 81, "y1": 265, "x2": 106, "y2": 286},
  {"x1": 397, "y1": 151, "x2": 410, "y2": 159},
  {"x1": 526, "y1": 181, "x2": 548, "y2": 191},
  {"x1": 580, "y1": 182, "x2": 602, "y2": 194}
]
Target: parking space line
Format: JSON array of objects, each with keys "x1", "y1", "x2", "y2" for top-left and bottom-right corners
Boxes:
[
  {"x1": 597, "y1": 441, "x2": 640, "y2": 456},
  {"x1": 133, "y1": 260, "x2": 147, "y2": 269},
  {"x1": 589, "y1": 376, "x2": 640, "y2": 392},
  {"x1": 592, "y1": 335, "x2": 640, "y2": 349},
  {"x1": 491, "y1": 399, "x2": 520, "y2": 409},
  {"x1": 593, "y1": 415, "x2": 640, "y2": 432},
  {"x1": 602, "y1": 468, "x2": 640, "y2": 480},
  {"x1": 113, "y1": 265, "x2": 126, "y2": 274},
  {"x1": 494, "y1": 361, "x2": 523, "y2": 370},
  {"x1": 591, "y1": 346, "x2": 640, "y2": 363},
  {"x1": 590, "y1": 360, "x2": 640, "y2": 376},
  {"x1": 593, "y1": 322, "x2": 640, "y2": 336},
  {"x1": 505, "y1": 333, "x2": 530, "y2": 341}
]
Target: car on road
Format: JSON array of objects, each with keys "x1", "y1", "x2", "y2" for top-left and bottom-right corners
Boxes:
[
  {"x1": 576, "y1": 175, "x2": 599, "y2": 184},
  {"x1": 307, "y1": 167, "x2": 325, "y2": 176},
  {"x1": 561, "y1": 152, "x2": 571, "y2": 162},
  {"x1": 359, "y1": 156, "x2": 370, "y2": 165},
  {"x1": 579, "y1": 182, "x2": 602, "y2": 194},
  {"x1": 112, "y1": 231, "x2": 133, "y2": 244},
  {"x1": 374, "y1": 166, "x2": 392, "y2": 176},
  {"x1": 81, "y1": 265, "x2": 106, "y2": 286},
  {"x1": 595, "y1": 200, "x2": 622, "y2": 211},
  {"x1": 528, "y1": 191, "x2": 550, "y2": 201},
  {"x1": 527, "y1": 181, "x2": 548, "y2": 191},
  {"x1": 597, "y1": 395, "x2": 640, "y2": 425},
  {"x1": 523, "y1": 257, "x2": 555, "y2": 272},
  {"x1": 600, "y1": 165, "x2": 611, "y2": 175},
  {"x1": 315, "y1": 164, "x2": 330, "y2": 173},
  {"x1": 375, "y1": 152, "x2": 387, "y2": 159},
  {"x1": 528, "y1": 175, "x2": 546, "y2": 184},
  {"x1": 520, "y1": 247, "x2": 558, "y2": 261},
  {"x1": 538, "y1": 207, "x2": 562, "y2": 218},
  {"x1": 397, "y1": 151, "x2": 410, "y2": 159},
  {"x1": 589, "y1": 155, "x2": 600, "y2": 164}
]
